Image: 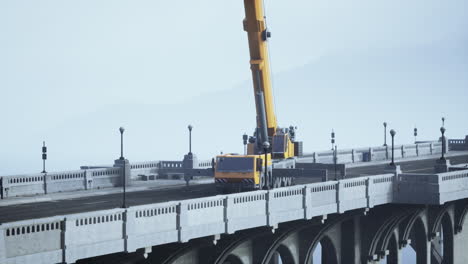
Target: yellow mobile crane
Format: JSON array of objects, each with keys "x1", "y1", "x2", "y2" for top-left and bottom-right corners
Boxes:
[{"x1": 214, "y1": 0, "x2": 302, "y2": 192}]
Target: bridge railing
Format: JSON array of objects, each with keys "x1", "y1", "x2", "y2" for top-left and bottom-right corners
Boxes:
[
  {"x1": 300, "y1": 141, "x2": 442, "y2": 164},
  {"x1": 2, "y1": 168, "x2": 468, "y2": 264},
  {"x1": 449, "y1": 136, "x2": 468, "y2": 151},
  {"x1": 0, "y1": 167, "x2": 122, "y2": 199}
]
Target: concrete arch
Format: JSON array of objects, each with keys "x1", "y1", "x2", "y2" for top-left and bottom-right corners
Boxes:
[
  {"x1": 223, "y1": 254, "x2": 244, "y2": 264},
  {"x1": 386, "y1": 232, "x2": 399, "y2": 264},
  {"x1": 440, "y1": 212, "x2": 454, "y2": 263},
  {"x1": 455, "y1": 203, "x2": 468, "y2": 234},
  {"x1": 213, "y1": 231, "x2": 270, "y2": 264},
  {"x1": 368, "y1": 210, "x2": 409, "y2": 260},
  {"x1": 430, "y1": 205, "x2": 453, "y2": 240},
  {"x1": 275, "y1": 244, "x2": 296, "y2": 264},
  {"x1": 301, "y1": 213, "x2": 359, "y2": 264},
  {"x1": 412, "y1": 217, "x2": 430, "y2": 264},
  {"x1": 400, "y1": 209, "x2": 425, "y2": 248},
  {"x1": 317, "y1": 235, "x2": 339, "y2": 264}
]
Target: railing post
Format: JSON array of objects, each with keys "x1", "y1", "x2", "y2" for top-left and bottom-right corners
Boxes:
[
  {"x1": 84, "y1": 170, "x2": 93, "y2": 190},
  {"x1": 0, "y1": 228, "x2": 5, "y2": 263},
  {"x1": 61, "y1": 218, "x2": 67, "y2": 263},
  {"x1": 303, "y1": 186, "x2": 312, "y2": 220},
  {"x1": 369, "y1": 147, "x2": 373, "y2": 162},
  {"x1": 416, "y1": 144, "x2": 419, "y2": 156},
  {"x1": 366, "y1": 177, "x2": 372, "y2": 208},
  {"x1": 123, "y1": 209, "x2": 128, "y2": 252},
  {"x1": 351, "y1": 149, "x2": 355, "y2": 163},
  {"x1": 177, "y1": 203, "x2": 189, "y2": 243},
  {"x1": 336, "y1": 181, "x2": 343, "y2": 213},
  {"x1": 312, "y1": 152, "x2": 317, "y2": 163},
  {"x1": 224, "y1": 196, "x2": 234, "y2": 234},
  {"x1": 401, "y1": 145, "x2": 405, "y2": 158},
  {"x1": 44, "y1": 173, "x2": 50, "y2": 195},
  {"x1": 430, "y1": 143, "x2": 434, "y2": 155}
]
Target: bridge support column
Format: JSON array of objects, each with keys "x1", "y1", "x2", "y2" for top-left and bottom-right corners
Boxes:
[
  {"x1": 0, "y1": 228, "x2": 6, "y2": 263},
  {"x1": 454, "y1": 218, "x2": 468, "y2": 264}
]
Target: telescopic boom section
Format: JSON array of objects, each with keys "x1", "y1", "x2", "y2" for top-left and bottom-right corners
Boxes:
[{"x1": 243, "y1": 0, "x2": 277, "y2": 138}]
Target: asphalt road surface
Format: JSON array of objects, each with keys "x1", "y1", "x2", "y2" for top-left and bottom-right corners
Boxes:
[{"x1": 1, "y1": 154, "x2": 467, "y2": 223}]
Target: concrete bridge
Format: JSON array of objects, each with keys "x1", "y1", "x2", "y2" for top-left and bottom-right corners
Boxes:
[{"x1": 1, "y1": 162, "x2": 468, "y2": 264}]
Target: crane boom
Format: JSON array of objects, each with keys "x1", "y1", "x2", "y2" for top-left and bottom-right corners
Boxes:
[{"x1": 243, "y1": 0, "x2": 277, "y2": 138}]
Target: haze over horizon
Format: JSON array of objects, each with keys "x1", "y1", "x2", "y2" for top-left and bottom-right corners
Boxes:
[{"x1": 1, "y1": 0, "x2": 467, "y2": 175}]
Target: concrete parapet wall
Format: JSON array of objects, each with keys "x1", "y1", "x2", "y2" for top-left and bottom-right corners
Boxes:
[
  {"x1": 1, "y1": 167, "x2": 121, "y2": 199},
  {"x1": 2, "y1": 168, "x2": 468, "y2": 264},
  {"x1": 301, "y1": 140, "x2": 443, "y2": 164}
]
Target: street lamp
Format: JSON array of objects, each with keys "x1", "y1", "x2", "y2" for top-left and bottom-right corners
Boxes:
[
  {"x1": 383, "y1": 122, "x2": 387, "y2": 146},
  {"x1": 119, "y1": 127, "x2": 125, "y2": 160},
  {"x1": 333, "y1": 145, "x2": 338, "y2": 180},
  {"x1": 440, "y1": 127, "x2": 446, "y2": 160},
  {"x1": 263, "y1": 141, "x2": 270, "y2": 190},
  {"x1": 331, "y1": 129, "x2": 335, "y2": 150},
  {"x1": 243, "y1": 133, "x2": 248, "y2": 155},
  {"x1": 442, "y1": 117, "x2": 445, "y2": 127},
  {"x1": 188, "y1": 125, "x2": 193, "y2": 155},
  {"x1": 119, "y1": 127, "x2": 127, "y2": 208},
  {"x1": 390, "y1": 129, "x2": 396, "y2": 166},
  {"x1": 414, "y1": 127, "x2": 418, "y2": 143},
  {"x1": 41, "y1": 141, "x2": 47, "y2": 173}
]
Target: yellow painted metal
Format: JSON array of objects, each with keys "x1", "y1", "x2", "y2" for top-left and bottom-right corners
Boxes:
[
  {"x1": 243, "y1": 0, "x2": 277, "y2": 136},
  {"x1": 214, "y1": 154, "x2": 271, "y2": 185}
]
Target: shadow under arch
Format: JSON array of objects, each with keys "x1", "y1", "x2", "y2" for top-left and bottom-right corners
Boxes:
[
  {"x1": 223, "y1": 254, "x2": 244, "y2": 264},
  {"x1": 274, "y1": 244, "x2": 296, "y2": 264},
  {"x1": 411, "y1": 216, "x2": 429, "y2": 264},
  {"x1": 439, "y1": 212, "x2": 454, "y2": 263}
]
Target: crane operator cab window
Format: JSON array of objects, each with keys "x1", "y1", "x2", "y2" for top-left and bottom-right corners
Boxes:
[{"x1": 216, "y1": 157, "x2": 254, "y2": 172}]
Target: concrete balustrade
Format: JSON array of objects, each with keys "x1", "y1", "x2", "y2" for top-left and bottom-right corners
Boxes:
[
  {"x1": 0, "y1": 140, "x2": 450, "y2": 200},
  {"x1": 0, "y1": 168, "x2": 121, "y2": 199},
  {"x1": 301, "y1": 140, "x2": 443, "y2": 164},
  {"x1": 2, "y1": 168, "x2": 467, "y2": 264}
]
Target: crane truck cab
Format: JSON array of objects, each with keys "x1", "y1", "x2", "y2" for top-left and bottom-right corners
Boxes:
[{"x1": 214, "y1": 153, "x2": 272, "y2": 193}]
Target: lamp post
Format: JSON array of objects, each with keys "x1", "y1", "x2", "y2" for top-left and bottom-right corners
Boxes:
[
  {"x1": 440, "y1": 127, "x2": 446, "y2": 160},
  {"x1": 188, "y1": 125, "x2": 193, "y2": 155},
  {"x1": 263, "y1": 141, "x2": 270, "y2": 190},
  {"x1": 390, "y1": 129, "x2": 396, "y2": 166},
  {"x1": 414, "y1": 127, "x2": 418, "y2": 143},
  {"x1": 331, "y1": 129, "x2": 335, "y2": 150},
  {"x1": 119, "y1": 127, "x2": 127, "y2": 208},
  {"x1": 383, "y1": 122, "x2": 387, "y2": 146},
  {"x1": 333, "y1": 145, "x2": 338, "y2": 180},
  {"x1": 442, "y1": 117, "x2": 445, "y2": 127},
  {"x1": 243, "y1": 133, "x2": 248, "y2": 155},
  {"x1": 41, "y1": 141, "x2": 47, "y2": 173}
]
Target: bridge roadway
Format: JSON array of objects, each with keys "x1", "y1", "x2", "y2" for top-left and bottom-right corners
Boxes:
[{"x1": 1, "y1": 155, "x2": 467, "y2": 223}]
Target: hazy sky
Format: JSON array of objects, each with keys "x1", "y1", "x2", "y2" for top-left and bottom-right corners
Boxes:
[{"x1": 1, "y1": 0, "x2": 467, "y2": 175}]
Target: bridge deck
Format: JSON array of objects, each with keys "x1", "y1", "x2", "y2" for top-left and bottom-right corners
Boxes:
[{"x1": 1, "y1": 154, "x2": 467, "y2": 223}]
